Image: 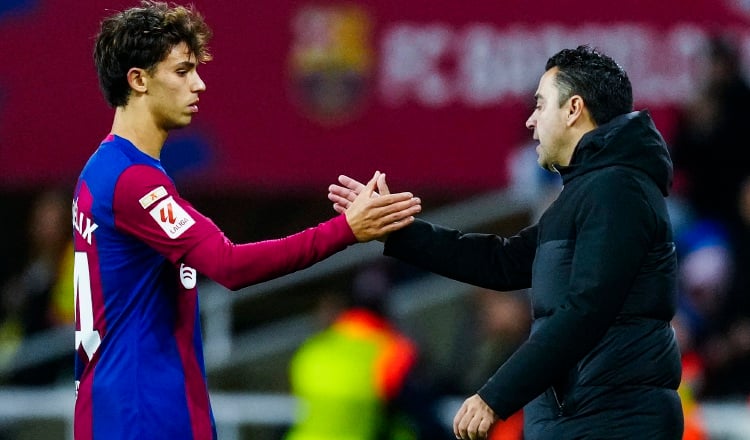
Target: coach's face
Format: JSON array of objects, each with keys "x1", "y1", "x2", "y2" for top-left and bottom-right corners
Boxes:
[{"x1": 525, "y1": 67, "x2": 578, "y2": 172}]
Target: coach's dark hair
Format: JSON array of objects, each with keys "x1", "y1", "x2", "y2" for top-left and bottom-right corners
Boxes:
[
  {"x1": 545, "y1": 45, "x2": 633, "y2": 125},
  {"x1": 94, "y1": 1, "x2": 212, "y2": 108}
]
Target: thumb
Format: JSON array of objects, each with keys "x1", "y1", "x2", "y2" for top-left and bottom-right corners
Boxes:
[
  {"x1": 361, "y1": 171, "x2": 380, "y2": 199},
  {"x1": 377, "y1": 172, "x2": 391, "y2": 195}
]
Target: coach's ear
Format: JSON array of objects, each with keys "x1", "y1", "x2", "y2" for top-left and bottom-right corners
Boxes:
[
  {"x1": 566, "y1": 95, "x2": 585, "y2": 127},
  {"x1": 126, "y1": 67, "x2": 148, "y2": 94}
]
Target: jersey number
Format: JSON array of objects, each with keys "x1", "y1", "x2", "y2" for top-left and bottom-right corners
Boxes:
[{"x1": 74, "y1": 251, "x2": 102, "y2": 361}]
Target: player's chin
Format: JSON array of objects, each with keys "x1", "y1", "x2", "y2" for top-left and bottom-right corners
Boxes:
[{"x1": 169, "y1": 116, "x2": 194, "y2": 129}]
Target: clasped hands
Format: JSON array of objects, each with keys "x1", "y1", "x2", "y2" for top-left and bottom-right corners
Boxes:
[
  {"x1": 338, "y1": 171, "x2": 421, "y2": 242},
  {"x1": 330, "y1": 173, "x2": 499, "y2": 440}
]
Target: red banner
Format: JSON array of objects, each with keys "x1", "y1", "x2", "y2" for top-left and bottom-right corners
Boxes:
[{"x1": 1, "y1": 0, "x2": 749, "y2": 195}]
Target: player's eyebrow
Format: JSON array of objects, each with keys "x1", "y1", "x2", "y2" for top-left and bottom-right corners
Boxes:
[{"x1": 171, "y1": 60, "x2": 197, "y2": 71}]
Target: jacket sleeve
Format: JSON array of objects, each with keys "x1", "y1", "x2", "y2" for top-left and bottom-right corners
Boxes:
[
  {"x1": 383, "y1": 218, "x2": 536, "y2": 291},
  {"x1": 477, "y1": 170, "x2": 657, "y2": 419}
]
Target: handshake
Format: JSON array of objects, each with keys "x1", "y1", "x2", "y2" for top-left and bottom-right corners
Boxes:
[{"x1": 329, "y1": 171, "x2": 421, "y2": 242}]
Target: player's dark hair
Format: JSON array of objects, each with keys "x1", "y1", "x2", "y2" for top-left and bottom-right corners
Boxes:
[
  {"x1": 94, "y1": 1, "x2": 212, "y2": 107},
  {"x1": 545, "y1": 45, "x2": 633, "y2": 125}
]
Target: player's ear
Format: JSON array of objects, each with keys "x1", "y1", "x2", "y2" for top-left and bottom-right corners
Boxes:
[{"x1": 126, "y1": 67, "x2": 148, "y2": 94}]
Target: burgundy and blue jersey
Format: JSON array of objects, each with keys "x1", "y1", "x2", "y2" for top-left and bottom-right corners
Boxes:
[{"x1": 73, "y1": 134, "x2": 357, "y2": 439}]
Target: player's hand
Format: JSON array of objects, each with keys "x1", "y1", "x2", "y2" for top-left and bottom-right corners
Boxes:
[
  {"x1": 343, "y1": 172, "x2": 420, "y2": 242},
  {"x1": 329, "y1": 174, "x2": 366, "y2": 214},
  {"x1": 453, "y1": 394, "x2": 498, "y2": 440},
  {"x1": 329, "y1": 173, "x2": 392, "y2": 214}
]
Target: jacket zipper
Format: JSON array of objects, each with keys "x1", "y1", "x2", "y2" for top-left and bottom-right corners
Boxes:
[{"x1": 552, "y1": 387, "x2": 566, "y2": 416}]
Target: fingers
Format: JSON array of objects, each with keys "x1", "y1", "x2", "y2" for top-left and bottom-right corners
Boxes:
[
  {"x1": 334, "y1": 171, "x2": 420, "y2": 242},
  {"x1": 375, "y1": 210, "x2": 418, "y2": 236},
  {"x1": 344, "y1": 194, "x2": 421, "y2": 242},
  {"x1": 376, "y1": 172, "x2": 391, "y2": 195},
  {"x1": 328, "y1": 174, "x2": 371, "y2": 214},
  {"x1": 466, "y1": 414, "x2": 492, "y2": 440},
  {"x1": 338, "y1": 174, "x2": 366, "y2": 193},
  {"x1": 359, "y1": 171, "x2": 380, "y2": 200},
  {"x1": 359, "y1": 196, "x2": 421, "y2": 231},
  {"x1": 328, "y1": 185, "x2": 357, "y2": 204},
  {"x1": 453, "y1": 401, "x2": 468, "y2": 439},
  {"x1": 453, "y1": 395, "x2": 496, "y2": 440},
  {"x1": 455, "y1": 413, "x2": 489, "y2": 440},
  {"x1": 375, "y1": 197, "x2": 421, "y2": 222}
]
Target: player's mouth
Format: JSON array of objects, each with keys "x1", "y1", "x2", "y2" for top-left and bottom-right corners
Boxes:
[{"x1": 188, "y1": 100, "x2": 199, "y2": 113}]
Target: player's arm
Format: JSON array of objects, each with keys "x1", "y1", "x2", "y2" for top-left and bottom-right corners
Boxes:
[
  {"x1": 182, "y1": 215, "x2": 354, "y2": 289},
  {"x1": 330, "y1": 173, "x2": 536, "y2": 290},
  {"x1": 114, "y1": 166, "x2": 420, "y2": 290}
]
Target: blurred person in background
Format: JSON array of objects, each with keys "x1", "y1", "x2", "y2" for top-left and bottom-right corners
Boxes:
[
  {"x1": 673, "y1": 220, "x2": 734, "y2": 355},
  {"x1": 671, "y1": 34, "x2": 750, "y2": 403},
  {"x1": 330, "y1": 45, "x2": 682, "y2": 439},
  {"x1": 0, "y1": 189, "x2": 73, "y2": 385},
  {"x1": 454, "y1": 288, "x2": 530, "y2": 440},
  {"x1": 285, "y1": 264, "x2": 424, "y2": 440},
  {"x1": 671, "y1": 34, "x2": 750, "y2": 234},
  {"x1": 694, "y1": 177, "x2": 750, "y2": 400},
  {"x1": 73, "y1": 2, "x2": 421, "y2": 439}
]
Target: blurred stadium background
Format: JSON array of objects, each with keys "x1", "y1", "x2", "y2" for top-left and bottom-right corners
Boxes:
[{"x1": 2, "y1": 1, "x2": 750, "y2": 438}]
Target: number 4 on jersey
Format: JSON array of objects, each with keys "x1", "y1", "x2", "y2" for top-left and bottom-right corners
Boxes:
[{"x1": 75, "y1": 251, "x2": 101, "y2": 361}]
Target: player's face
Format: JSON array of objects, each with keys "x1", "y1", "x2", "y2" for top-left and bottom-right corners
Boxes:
[
  {"x1": 525, "y1": 68, "x2": 573, "y2": 172},
  {"x1": 146, "y1": 42, "x2": 206, "y2": 130}
]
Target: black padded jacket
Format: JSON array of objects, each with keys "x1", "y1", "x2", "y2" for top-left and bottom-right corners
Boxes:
[{"x1": 384, "y1": 111, "x2": 683, "y2": 439}]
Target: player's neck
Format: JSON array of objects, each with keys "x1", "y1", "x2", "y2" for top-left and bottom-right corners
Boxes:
[{"x1": 110, "y1": 106, "x2": 168, "y2": 160}]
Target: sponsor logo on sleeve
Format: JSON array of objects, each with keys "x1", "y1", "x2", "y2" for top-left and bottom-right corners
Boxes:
[
  {"x1": 180, "y1": 264, "x2": 197, "y2": 290},
  {"x1": 139, "y1": 186, "x2": 168, "y2": 209},
  {"x1": 149, "y1": 196, "x2": 195, "y2": 239}
]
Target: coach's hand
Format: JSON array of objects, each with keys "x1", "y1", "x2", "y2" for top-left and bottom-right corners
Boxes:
[
  {"x1": 343, "y1": 171, "x2": 420, "y2": 242},
  {"x1": 453, "y1": 394, "x2": 498, "y2": 440}
]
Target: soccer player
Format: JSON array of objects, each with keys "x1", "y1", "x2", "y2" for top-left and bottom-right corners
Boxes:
[{"x1": 73, "y1": 2, "x2": 421, "y2": 439}]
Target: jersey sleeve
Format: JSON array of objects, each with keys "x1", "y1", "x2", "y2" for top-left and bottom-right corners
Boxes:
[
  {"x1": 113, "y1": 164, "x2": 358, "y2": 290},
  {"x1": 182, "y1": 214, "x2": 356, "y2": 290},
  {"x1": 113, "y1": 164, "x2": 221, "y2": 264}
]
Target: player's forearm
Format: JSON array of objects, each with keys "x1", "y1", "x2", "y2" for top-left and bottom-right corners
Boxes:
[{"x1": 184, "y1": 214, "x2": 357, "y2": 290}]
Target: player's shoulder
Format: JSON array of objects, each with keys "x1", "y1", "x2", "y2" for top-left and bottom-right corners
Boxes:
[
  {"x1": 81, "y1": 136, "x2": 136, "y2": 179},
  {"x1": 83, "y1": 136, "x2": 170, "y2": 190}
]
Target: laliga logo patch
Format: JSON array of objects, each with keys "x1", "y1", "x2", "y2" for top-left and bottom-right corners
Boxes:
[
  {"x1": 180, "y1": 264, "x2": 197, "y2": 290},
  {"x1": 149, "y1": 196, "x2": 195, "y2": 239}
]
